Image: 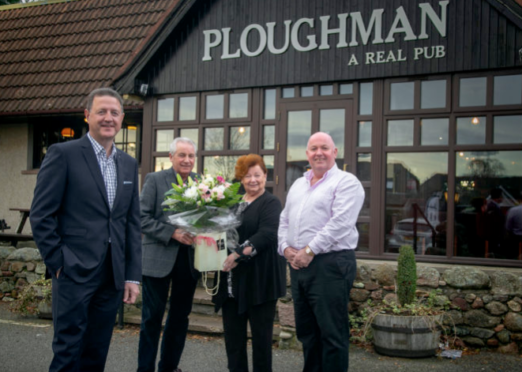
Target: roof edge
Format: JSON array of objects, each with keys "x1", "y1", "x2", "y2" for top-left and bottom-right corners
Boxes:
[
  {"x1": 113, "y1": 0, "x2": 197, "y2": 94},
  {"x1": 485, "y1": 0, "x2": 522, "y2": 28}
]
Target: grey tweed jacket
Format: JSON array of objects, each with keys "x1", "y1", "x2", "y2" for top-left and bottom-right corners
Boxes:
[{"x1": 140, "y1": 168, "x2": 199, "y2": 278}]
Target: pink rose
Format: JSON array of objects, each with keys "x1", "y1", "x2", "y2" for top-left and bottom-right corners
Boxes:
[{"x1": 217, "y1": 176, "x2": 225, "y2": 184}]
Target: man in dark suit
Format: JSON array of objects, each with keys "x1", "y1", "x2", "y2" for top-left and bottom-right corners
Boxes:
[
  {"x1": 137, "y1": 138, "x2": 200, "y2": 372},
  {"x1": 30, "y1": 88, "x2": 142, "y2": 372}
]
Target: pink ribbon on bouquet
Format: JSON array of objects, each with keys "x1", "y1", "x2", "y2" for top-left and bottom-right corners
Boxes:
[{"x1": 195, "y1": 235, "x2": 218, "y2": 252}]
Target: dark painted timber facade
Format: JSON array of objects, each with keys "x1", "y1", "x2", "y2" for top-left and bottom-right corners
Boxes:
[{"x1": 115, "y1": 0, "x2": 522, "y2": 266}]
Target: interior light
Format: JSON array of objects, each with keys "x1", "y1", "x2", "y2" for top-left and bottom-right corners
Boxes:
[
  {"x1": 84, "y1": 118, "x2": 88, "y2": 123},
  {"x1": 61, "y1": 128, "x2": 75, "y2": 138},
  {"x1": 459, "y1": 152, "x2": 464, "y2": 157},
  {"x1": 471, "y1": 117, "x2": 480, "y2": 125},
  {"x1": 127, "y1": 125, "x2": 137, "y2": 131},
  {"x1": 238, "y1": 127, "x2": 245, "y2": 134}
]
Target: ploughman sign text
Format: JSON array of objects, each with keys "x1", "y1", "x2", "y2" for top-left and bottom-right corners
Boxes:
[{"x1": 202, "y1": 0, "x2": 449, "y2": 66}]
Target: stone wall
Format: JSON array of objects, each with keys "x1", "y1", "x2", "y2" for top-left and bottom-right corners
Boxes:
[{"x1": 2, "y1": 247, "x2": 522, "y2": 355}]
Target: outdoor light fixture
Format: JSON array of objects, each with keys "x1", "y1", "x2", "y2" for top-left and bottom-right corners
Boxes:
[
  {"x1": 61, "y1": 128, "x2": 75, "y2": 138},
  {"x1": 471, "y1": 117, "x2": 480, "y2": 125}
]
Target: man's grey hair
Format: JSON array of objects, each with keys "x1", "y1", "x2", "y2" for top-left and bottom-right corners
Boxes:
[
  {"x1": 85, "y1": 87, "x2": 124, "y2": 113},
  {"x1": 169, "y1": 137, "x2": 197, "y2": 155}
]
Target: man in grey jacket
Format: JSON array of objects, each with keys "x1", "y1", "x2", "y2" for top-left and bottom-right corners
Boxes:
[{"x1": 137, "y1": 137, "x2": 199, "y2": 372}]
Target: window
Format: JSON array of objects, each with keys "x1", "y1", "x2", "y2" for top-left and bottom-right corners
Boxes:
[
  {"x1": 494, "y1": 75, "x2": 522, "y2": 106},
  {"x1": 459, "y1": 77, "x2": 487, "y2": 107},
  {"x1": 390, "y1": 82, "x2": 414, "y2": 110}
]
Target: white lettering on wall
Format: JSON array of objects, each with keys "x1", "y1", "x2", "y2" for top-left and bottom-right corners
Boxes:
[{"x1": 202, "y1": 1, "x2": 449, "y2": 62}]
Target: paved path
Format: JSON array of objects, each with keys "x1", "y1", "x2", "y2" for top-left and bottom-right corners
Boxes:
[{"x1": 0, "y1": 302, "x2": 520, "y2": 372}]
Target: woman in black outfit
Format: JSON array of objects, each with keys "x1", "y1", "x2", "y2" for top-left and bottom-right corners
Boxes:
[{"x1": 213, "y1": 154, "x2": 286, "y2": 372}]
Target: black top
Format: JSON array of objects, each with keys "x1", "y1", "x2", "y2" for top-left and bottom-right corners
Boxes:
[{"x1": 213, "y1": 191, "x2": 286, "y2": 314}]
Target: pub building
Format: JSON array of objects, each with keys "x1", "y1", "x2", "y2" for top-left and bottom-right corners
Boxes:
[{"x1": 113, "y1": 0, "x2": 522, "y2": 267}]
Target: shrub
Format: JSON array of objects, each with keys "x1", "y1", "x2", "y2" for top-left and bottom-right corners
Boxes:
[{"x1": 397, "y1": 245, "x2": 416, "y2": 306}]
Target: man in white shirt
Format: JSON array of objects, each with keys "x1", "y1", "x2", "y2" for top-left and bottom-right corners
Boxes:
[{"x1": 278, "y1": 132, "x2": 364, "y2": 372}]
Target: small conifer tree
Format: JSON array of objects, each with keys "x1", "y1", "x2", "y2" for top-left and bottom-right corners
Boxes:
[{"x1": 397, "y1": 245, "x2": 417, "y2": 306}]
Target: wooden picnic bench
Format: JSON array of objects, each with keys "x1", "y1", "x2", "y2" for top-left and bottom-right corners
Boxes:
[{"x1": 0, "y1": 208, "x2": 33, "y2": 246}]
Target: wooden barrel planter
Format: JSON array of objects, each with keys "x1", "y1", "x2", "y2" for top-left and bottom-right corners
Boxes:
[{"x1": 371, "y1": 313, "x2": 441, "y2": 358}]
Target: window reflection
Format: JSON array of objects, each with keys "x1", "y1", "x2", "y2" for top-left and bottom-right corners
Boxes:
[
  {"x1": 155, "y1": 157, "x2": 171, "y2": 172},
  {"x1": 320, "y1": 85, "x2": 333, "y2": 96},
  {"x1": 457, "y1": 116, "x2": 486, "y2": 145},
  {"x1": 230, "y1": 93, "x2": 248, "y2": 118},
  {"x1": 264, "y1": 89, "x2": 276, "y2": 120},
  {"x1": 157, "y1": 98, "x2": 174, "y2": 122},
  {"x1": 390, "y1": 82, "x2": 414, "y2": 110},
  {"x1": 204, "y1": 127, "x2": 224, "y2": 150},
  {"x1": 206, "y1": 95, "x2": 224, "y2": 119},
  {"x1": 286, "y1": 110, "x2": 311, "y2": 190},
  {"x1": 356, "y1": 222, "x2": 370, "y2": 252},
  {"x1": 319, "y1": 109, "x2": 345, "y2": 158},
  {"x1": 179, "y1": 97, "x2": 196, "y2": 121},
  {"x1": 263, "y1": 125, "x2": 275, "y2": 150},
  {"x1": 263, "y1": 155, "x2": 274, "y2": 182},
  {"x1": 301, "y1": 86, "x2": 313, "y2": 97},
  {"x1": 358, "y1": 121, "x2": 372, "y2": 147},
  {"x1": 421, "y1": 118, "x2": 449, "y2": 146},
  {"x1": 459, "y1": 77, "x2": 487, "y2": 107},
  {"x1": 340, "y1": 84, "x2": 353, "y2": 95},
  {"x1": 357, "y1": 153, "x2": 371, "y2": 181},
  {"x1": 388, "y1": 120, "x2": 414, "y2": 146},
  {"x1": 203, "y1": 155, "x2": 240, "y2": 181},
  {"x1": 385, "y1": 152, "x2": 448, "y2": 256},
  {"x1": 282, "y1": 87, "x2": 295, "y2": 98},
  {"x1": 421, "y1": 80, "x2": 446, "y2": 109},
  {"x1": 156, "y1": 130, "x2": 174, "y2": 151},
  {"x1": 230, "y1": 126, "x2": 250, "y2": 150},
  {"x1": 455, "y1": 151, "x2": 522, "y2": 260},
  {"x1": 494, "y1": 115, "x2": 522, "y2": 144},
  {"x1": 494, "y1": 75, "x2": 522, "y2": 106},
  {"x1": 359, "y1": 82, "x2": 373, "y2": 115}
]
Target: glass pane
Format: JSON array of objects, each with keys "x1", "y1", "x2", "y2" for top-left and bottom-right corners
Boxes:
[
  {"x1": 421, "y1": 80, "x2": 446, "y2": 109},
  {"x1": 154, "y1": 157, "x2": 171, "y2": 172},
  {"x1": 264, "y1": 89, "x2": 276, "y2": 120},
  {"x1": 421, "y1": 118, "x2": 449, "y2": 146},
  {"x1": 263, "y1": 155, "x2": 274, "y2": 182},
  {"x1": 358, "y1": 121, "x2": 372, "y2": 147},
  {"x1": 356, "y1": 222, "x2": 370, "y2": 252},
  {"x1": 230, "y1": 126, "x2": 250, "y2": 150},
  {"x1": 301, "y1": 86, "x2": 313, "y2": 97},
  {"x1": 319, "y1": 109, "x2": 345, "y2": 158},
  {"x1": 115, "y1": 128, "x2": 124, "y2": 143},
  {"x1": 385, "y1": 152, "x2": 448, "y2": 255},
  {"x1": 203, "y1": 155, "x2": 240, "y2": 181},
  {"x1": 459, "y1": 77, "x2": 487, "y2": 107},
  {"x1": 390, "y1": 82, "x2": 414, "y2": 110},
  {"x1": 287, "y1": 110, "x2": 312, "y2": 190},
  {"x1": 282, "y1": 87, "x2": 295, "y2": 98},
  {"x1": 157, "y1": 98, "x2": 174, "y2": 122},
  {"x1": 320, "y1": 85, "x2": 333, "y2": 96},
  {"x1": 127, "y1": 126, "x2": 137, "y2": 142},
  {"x1": 179, "y1": 128, "x2": 199, "y2": 171},
  {"x1": 359, "y1": 82, "x2": 373, "y2": 115},
  {"x1": 206, "y1": 95, "x2": 224, "y2": 119},
  {"x1": 357, "y1": 153, "x2": 371, "y2": 181},
  {"x1": 360, "y1": 187, "x2": 370, "y2": 216},
  {"x1": 388, "y1": 120, "x2": 414, "y2": 146},
  {"x1": 263, "y1": 125, "x2": 275, "y2": 150},
  {"x1": 156, "y1": 129, "x2": 174, "y2": 151},
  {"x1": 494, "y1": 115, "x2": 522, "y2": 144},
  {"x1": 455, "y1": 151, "x2": 522, "y2": 260},
  {"x1": 340, "y1": 84, "x2": 353, "y2": 94},
  {"x1": 179, "y1": 96, "x2": 196, "y2": 121},
  {"x1": 229, "y1": 93, "x2": 248, "y2": 118},
  {"x1": 456, "y1": 116, "x2": 486, "y2": 145},
  {"x1": 494, "y1": 75, "x2": 522, "y2": 106},
  {"x1": 204, "y1": 127, "x2": 224, "y2": 150}
]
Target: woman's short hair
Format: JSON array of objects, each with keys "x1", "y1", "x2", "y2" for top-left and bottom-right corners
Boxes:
[
  {"x1": 235, "y1": 154, "x2": 267, "y2": 180},
  {"x1": 169, "y1": 137, "x2": 197, "y2": 155}
]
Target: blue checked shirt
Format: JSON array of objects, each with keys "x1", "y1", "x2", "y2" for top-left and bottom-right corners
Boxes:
[{"x1": 87, "y1": 133, "x2": 117, "y2": 210}]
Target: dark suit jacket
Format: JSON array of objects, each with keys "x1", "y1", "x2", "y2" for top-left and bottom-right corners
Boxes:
[
  {"x1": 140, "y1": 168, "x2": 199, "y2": 279},
  {"x1": 213, "y1": 191, "x2": 286, "y2": 314},
  {"x1": 30, "y1": 135, "x2": 142, "y2": 290}
]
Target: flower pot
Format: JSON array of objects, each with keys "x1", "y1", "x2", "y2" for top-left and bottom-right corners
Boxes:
[{"x1": 371, "y1": 313, "x2": 441, "y2": 358}]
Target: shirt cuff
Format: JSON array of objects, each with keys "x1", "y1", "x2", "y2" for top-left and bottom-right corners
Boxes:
[{"x1": 125, "y1": 280, "x2": 140, "y2": 285}]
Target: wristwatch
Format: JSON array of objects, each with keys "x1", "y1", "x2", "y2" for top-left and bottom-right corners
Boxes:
[{"x1": 305, "y1": 246, "x2": 315, "y2": 257}]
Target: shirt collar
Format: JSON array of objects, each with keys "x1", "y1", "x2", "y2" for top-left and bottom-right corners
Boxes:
[
  {"x1": 87, "y1": 132, "x2": 117, "y2": 159},
  {"x1": 304, "y1": 162, "x2": 339, "y2": 181}
]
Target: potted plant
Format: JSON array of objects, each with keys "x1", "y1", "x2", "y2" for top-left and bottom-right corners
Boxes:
[
  {"x1": 368, "y1": 245, "x2": 449, "y2": 358},
  {"x1": 10, "y1": 277, "x2": 52, "y2": 319}
]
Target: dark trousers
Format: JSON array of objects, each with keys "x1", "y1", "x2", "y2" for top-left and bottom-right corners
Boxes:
[
  {"x1": 222, "y1": 298, "x2": 277, "y2": 372},
  {"x1": 50, "y1": 248, "x2": 122, "y2": 372},
  {"x1": 290, "y1": 250, "x2": 356, "y2": 372},
  {"x1": 137, "y1": 247, "x2": 198, "y2": 372}
]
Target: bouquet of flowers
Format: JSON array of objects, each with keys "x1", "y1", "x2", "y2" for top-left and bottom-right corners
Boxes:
[{"x1": 162, "y1": 173, "x2": 243, "y2": 294}]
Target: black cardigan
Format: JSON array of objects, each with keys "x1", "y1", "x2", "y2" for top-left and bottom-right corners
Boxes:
[{"x1": 213, "y1": 191, "x2": 286, "y2": 314}]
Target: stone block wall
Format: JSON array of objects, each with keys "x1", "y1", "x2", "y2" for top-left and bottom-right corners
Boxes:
[{"x1": 2, "y1": 247, "x2": 522, "y2": 355}]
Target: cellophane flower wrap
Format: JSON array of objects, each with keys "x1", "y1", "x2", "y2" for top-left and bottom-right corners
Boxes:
[{"x1": 162, "y1": 173, "x2": 242, "y2": 290}]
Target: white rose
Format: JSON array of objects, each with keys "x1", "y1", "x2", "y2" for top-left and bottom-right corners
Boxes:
[{"x1": 183, "y1": 186, "x2": 199, "y2": 200}]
